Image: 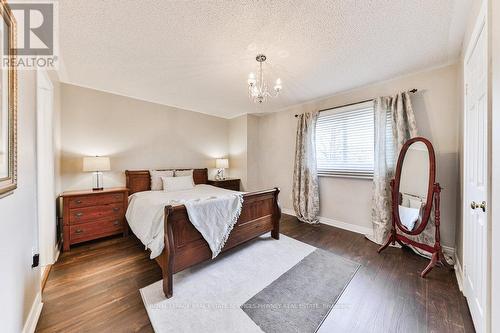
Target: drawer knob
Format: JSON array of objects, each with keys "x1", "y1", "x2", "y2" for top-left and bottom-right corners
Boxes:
[
  {"x1": 75, "y1": 212, "x2": 84, "y2": 217},
  {"x1": 114, "y1": 195, "x2": 120, "y2": 199},
  {"x1": 75, "y1": 229, "x2": 83, "y2": 234},
  {"x1": 75, "y1": 200, "x2": 82, "y2": 204},
  {"x1": 113, "y1": 220, "x2": 120, "y2": 226},
  {"x1": 113, "y1": 207, "x2": 120, "y2": 212}
]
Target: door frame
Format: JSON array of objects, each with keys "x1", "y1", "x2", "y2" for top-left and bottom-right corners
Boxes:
[
  {"x1": 462, "y1": 1, "x2": 490, "y2": 332},
  {"x1": 489, "y1": 0, "x2": 500, "y2": 330},
  {"x1": 36, "y1": 68, "x2": 58, "y2": 280}
]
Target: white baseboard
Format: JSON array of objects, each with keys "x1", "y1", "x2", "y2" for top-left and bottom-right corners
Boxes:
[
  {"x1": 281, "y1": 208, "x2": 295, "y2": 216},
  {"x1": 22, "y1": 291, "x2": 43, "y2": 333},
  {"x1": 281, "y1": 208, "x2": 372, "y2": 235},
  {"x1": 442, "y1": 245, "x2": 456, "y2": 261},
  {"x1": 53, "y1": 247, "x2": 60, "y2": 264},
  {"x1": 318, "y1": 216, "x2": 373, "y2": 235},
  {"x1": 282, "y1": 207, "x2": 457, "y2": 263},
  {"x1": 454, "y1": 250, "x2": 464, "y2": 292}
]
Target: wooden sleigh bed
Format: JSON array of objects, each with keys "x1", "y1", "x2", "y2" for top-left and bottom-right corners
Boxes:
[{"x1": 125, "y1": 168, "x2": 281, "y2": 298}]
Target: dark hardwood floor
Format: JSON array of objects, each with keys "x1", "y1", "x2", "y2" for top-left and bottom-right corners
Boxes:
[{"x1": 36, "y1": 214, "x2": 474, "y2": 332}]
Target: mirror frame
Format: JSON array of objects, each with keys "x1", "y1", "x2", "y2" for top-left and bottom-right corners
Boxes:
[
  {"x1": 393, "y1": 137, "x2": 436, "y2": 235},
  {"x1": 0, "y1": 0, "x2": 17, "y2": 197}
]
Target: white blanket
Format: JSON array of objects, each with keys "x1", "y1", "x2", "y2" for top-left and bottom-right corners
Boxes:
[
  {"x1": 126, "y1": 185, "x2": 244, "y2": 259},
  {"x1": 398, "y1": 205, "x2": 420, "y2": 231}
]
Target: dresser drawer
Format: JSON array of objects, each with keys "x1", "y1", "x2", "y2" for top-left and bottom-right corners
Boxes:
[
  {"x1": 222, "y1": 184, "x2": 240, "y2": 191},
  {"x1": 68, "y1": 192, "x2": 124, "y2": 209},
  {"x1": 61, "y1": 188, "x2": 128, "y2": 251},
  {"x1": 68, "y1": 203, "x2": 124, "y2": 225},
  {"x1": 69, "y1": 219, "x2": 123, "y2": 244}
]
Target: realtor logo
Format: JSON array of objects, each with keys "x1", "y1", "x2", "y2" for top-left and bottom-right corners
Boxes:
[{"x1": 2, "y1": 1, "x2": 58, "y2": 69}]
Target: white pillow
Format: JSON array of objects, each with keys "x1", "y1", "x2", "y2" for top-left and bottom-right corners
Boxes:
[
  {"x1": 150, "y1": 170, "x2": 174, "y2": 190},
  {"x1": 408, "y1": 197, "x2": 424, "y2": 209},
  {"x1": 175, "y1": 169, "x2": 193, "y2": 177},
  {"x1": 162, "y1": 176, "x2": 194, "y2": 192}
]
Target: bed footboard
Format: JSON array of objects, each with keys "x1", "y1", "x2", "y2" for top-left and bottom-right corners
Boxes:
[{"x1": 158, "y1": 187, "x2": 281, "y2": 298}]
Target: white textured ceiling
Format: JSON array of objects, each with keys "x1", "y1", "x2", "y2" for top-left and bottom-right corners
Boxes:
[{"x1": 58, "y1": 0, "x2": 470, "y2": 119}]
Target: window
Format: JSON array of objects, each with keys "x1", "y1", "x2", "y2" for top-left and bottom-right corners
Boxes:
[{"x1": 315, "y1": 101, "x2": 393, "y2": 178}]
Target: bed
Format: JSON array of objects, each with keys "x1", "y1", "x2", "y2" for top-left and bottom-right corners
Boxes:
[{"x1": 125, "y1": 168, "x2": 281, "y2": 298}]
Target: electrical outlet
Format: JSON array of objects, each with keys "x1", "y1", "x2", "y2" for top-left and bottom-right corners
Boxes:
[{"x1": 31, "y1": 248, "x2": 39, "y2": 268}]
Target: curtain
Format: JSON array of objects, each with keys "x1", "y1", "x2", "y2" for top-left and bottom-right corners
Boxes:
[
  {"x1": 293, "y1": 112, "x2": 320, "y2": 224},
  {"x1": 370, "y1": 92, "x2": 418, "y2": 244}
]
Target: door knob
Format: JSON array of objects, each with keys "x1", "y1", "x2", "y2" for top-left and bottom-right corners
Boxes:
[{"x1": 471, "y1": 201, "x2": 487, "y2": 212}]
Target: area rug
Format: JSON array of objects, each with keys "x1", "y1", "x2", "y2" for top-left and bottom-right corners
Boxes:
[{"x1": 140, "y1": 234, "x2": 359, "y2": 332}]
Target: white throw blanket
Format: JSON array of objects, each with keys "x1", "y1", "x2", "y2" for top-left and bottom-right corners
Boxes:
[
  {"x1": 125, "y1": 185, "x2": 244, "y2": 259},
  {"x1": 183, "y1": 194, "x2": 243, "y2": 258}
]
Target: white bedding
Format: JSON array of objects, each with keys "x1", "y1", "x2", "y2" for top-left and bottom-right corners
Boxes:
[
  {"x1": 398, "y1": 205, "x2": 420, "y2": 231},
  {"x1": 126, "y1": 185, "x2": 244, "y2": 259}
]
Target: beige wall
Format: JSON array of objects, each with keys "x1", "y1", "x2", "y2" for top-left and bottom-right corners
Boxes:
[
  {"x1": 228, "y1": 114, "x2": 260, "y2": 191},
  {"x1": 228, "y1": 115, "x2": 248, "y2": 189},
  {"x1": 256, "y1": 64, "x2": 460, "y2": 248},
  {"x1": 60, "y1": 84, "x2": 229, "y2": 191},
  {"x1": 246, "y1": 115, "x2": 260, "y2": 191},
  {"x1": 0, "y1": 71, "x2": 41, "y2": 331},
  {"x1": 60, "y1": 64, "x2": 461, "y2": 250},
  {"x1": 49, "y1": 71, "x2": 62, "y2": 195}
]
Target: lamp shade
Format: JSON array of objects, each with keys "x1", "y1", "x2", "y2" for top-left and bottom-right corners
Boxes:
[
  {"x1": 83, "y1": 156, "x2": 111, "y2": 172},
  {"x1": 215, "y1": 158, "x2": 229, "y2": 169}
]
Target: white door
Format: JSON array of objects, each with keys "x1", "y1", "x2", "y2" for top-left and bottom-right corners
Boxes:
[
  {"x1": 463, "y1": 13, "x2": 489, "y2": 333},
  {"x1": 36, "y1": 69, "x2": 57, "y2": 270}
]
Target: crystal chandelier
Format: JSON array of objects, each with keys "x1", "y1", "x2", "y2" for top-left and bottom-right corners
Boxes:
[{"x1": 247, "y1": 54, "x2": 282, "y2": 104}]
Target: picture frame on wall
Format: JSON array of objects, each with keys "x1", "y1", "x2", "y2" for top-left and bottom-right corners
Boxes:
[{"x1": 0, "y1": 0, "x2": 17, "y2": 197}]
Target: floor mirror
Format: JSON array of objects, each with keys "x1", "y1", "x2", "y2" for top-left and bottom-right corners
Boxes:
[{"x1": 378, "y1": 136, "x2": 448, "y2": 277}]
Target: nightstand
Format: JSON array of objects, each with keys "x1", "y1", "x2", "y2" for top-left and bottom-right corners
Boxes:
[
  {"x1": 60, "y1": 187, "x2": 128, "y2": 251},
  {"x1": 207, "y1": 178, "x2": 240, "y2": 191}
]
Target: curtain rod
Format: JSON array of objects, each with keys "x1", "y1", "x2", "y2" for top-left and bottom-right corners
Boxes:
[{"x1": 294, "y1": 88, "x2": 418, "y2": 117}]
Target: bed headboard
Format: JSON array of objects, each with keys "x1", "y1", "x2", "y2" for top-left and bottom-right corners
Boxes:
[{"x1": 125, "y1": 168, "x2": 208, "y2": 195}]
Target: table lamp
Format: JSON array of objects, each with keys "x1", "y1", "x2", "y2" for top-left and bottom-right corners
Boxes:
[
  {"x1": 215, "y1": 158, "x2": 229, "y2": 180},
  {"x1": 83, "y1": 156, "x2": 110, "y2": 191}
]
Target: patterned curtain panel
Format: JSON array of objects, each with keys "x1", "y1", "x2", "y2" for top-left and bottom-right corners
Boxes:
[
  {"x1": 370, "y1": 92, "x2": 418, "y2": 244},
  {"x1": 293, "y1": 112, "x2": 320, "y2": 224}
]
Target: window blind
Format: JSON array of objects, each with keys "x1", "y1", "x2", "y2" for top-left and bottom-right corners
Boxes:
[{"x1": 315, "y1": 101, "x2": 394, "y2": 178}]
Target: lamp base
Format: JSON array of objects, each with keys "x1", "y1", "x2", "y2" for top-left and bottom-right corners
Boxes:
[
  {"x1": 215, "y1": 168, "x2": 226, "y2": 180},
  {"x1": 92, "y1": 171, "x2": 104, "y2": 191}
]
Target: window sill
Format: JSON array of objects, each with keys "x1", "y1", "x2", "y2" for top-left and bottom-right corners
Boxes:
[{"x1": 317, "y1": 173, "x2": 373, "y2": 180}]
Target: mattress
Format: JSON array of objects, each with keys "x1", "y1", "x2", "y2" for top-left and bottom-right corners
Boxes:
[{"x1": 125, "y1": 184, "x2": 242, "y2": 258}]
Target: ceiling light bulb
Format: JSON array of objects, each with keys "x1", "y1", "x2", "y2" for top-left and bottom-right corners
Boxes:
[
  {"x1": 248, "y1": 72, "x2": 256, "y2": 86},
  {"x1": 274, "y1": 78, "x2": 282, "y2": 92}
]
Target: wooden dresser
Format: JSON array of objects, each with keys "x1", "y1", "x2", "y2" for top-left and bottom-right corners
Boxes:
[
  {"x1": 60, "y1": 188, "x2": 128, "y2": 251},
  {"x1": 207, "y1": 178, "x2": 240, "y2": 191}
]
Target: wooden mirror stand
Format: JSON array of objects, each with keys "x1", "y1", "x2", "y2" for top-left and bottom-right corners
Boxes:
[{"x1": 377, "y1": 137, "x2": 450, "y2": 277}]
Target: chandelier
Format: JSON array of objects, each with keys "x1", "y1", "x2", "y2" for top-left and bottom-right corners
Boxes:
[{"x1": 247, "y1": 54, "x2": 282, "y2": 104}]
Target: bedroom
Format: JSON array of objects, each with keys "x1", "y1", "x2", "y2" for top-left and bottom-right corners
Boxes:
[{"x1": 1, "y1": 0, "x2": 499, "y2": 332}]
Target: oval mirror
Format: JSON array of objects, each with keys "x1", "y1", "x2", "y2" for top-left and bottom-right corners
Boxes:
[{"x1": 394, "y1": 137, "x2": 436, "y2": 235}]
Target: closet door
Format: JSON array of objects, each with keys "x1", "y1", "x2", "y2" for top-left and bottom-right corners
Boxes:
[{"x1": 463, "y1": 9, "x2": 488, "y2": 333}]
